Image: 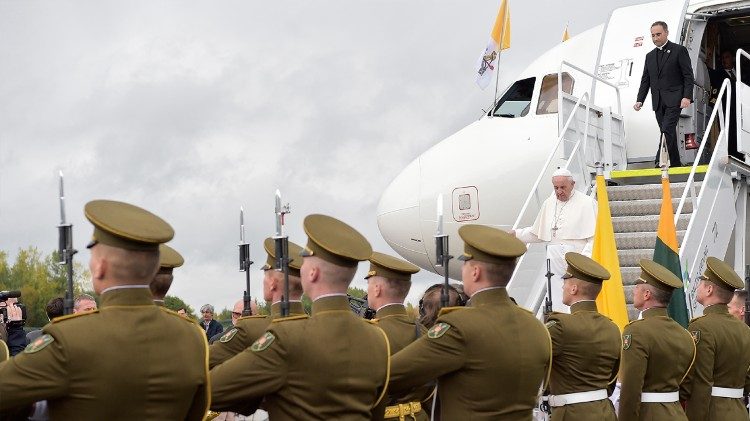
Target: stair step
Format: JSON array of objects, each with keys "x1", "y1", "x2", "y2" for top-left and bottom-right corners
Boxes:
[
  {"x1": 612, "y1": 214, "x2": 690, "y2": 233},
  {"x1": 621, "y1": 266, "x2": 641, "y2": 286},
  {"x1": 610, "y1": 198, "x2": 693, "y2": 217},
  {"x1": 624, "y1": 284, "x2": 635, "y2": 303},
  {"x1": 615, "y1": 231, "x2": 686, "y2": 250},
  {"x1": 619, "y1": 249, "x2": 655, "y2": 267},
  {"x1": 607, "y1": 182, "x2": 702, "y2": 201}
]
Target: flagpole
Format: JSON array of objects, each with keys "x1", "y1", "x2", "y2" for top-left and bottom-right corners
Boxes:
[{"x1": 492, "y1": 14, "x2": 508, "y2": 114}]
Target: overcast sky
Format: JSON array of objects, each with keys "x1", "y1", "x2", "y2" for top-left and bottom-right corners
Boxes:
[{"x1": 0, "y1": 0, "x2": 646, "y2": 314}]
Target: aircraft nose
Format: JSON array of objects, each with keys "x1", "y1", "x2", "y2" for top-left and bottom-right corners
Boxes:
[{"x1": 377, "y1": 158, "x2": 428, "y2": 265}]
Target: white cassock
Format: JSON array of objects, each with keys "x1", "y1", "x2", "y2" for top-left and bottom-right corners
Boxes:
[{"x1": 516, "y1": 190, "x2": 597, "y2": 312}]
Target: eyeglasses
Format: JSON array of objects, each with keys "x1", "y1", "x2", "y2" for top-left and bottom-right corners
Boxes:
[{"x1": 231, "y1": 312, "x2": 242, "y2": 317}]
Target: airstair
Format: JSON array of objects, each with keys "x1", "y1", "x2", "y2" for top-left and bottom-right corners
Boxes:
[{"x1": 507, "y1": 60, "x2": 750, "y2": 321}]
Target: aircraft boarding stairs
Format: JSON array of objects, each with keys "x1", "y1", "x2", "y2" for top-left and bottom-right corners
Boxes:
[
  {"x1": 605, "y1": 171, "x2": 697, "y2": 320},
  {"x1": 507, "y1": 76, "x2": 750, "y2": 322}
]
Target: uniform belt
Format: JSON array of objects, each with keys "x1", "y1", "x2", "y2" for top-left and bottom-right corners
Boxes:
[
  {"x1": 384, "y1": 402, "x2": 422, "y2": 420},
  {"x1": 641, "y1": 391, "x2": 679, "y2": 403},
  {"x1": 548, "y1": 389, "x2": 608, "y2": 407},
  {"x1": 711, "y1": 386, "x2": 744, "y2": 398}
]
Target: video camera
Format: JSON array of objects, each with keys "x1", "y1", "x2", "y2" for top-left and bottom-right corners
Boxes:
[
  {"x1": 347, "y1": 295, "x2": 376, "y2": 320},
  {"x1": 0, "y1": 290, "x2": 26, "y2": 325}
]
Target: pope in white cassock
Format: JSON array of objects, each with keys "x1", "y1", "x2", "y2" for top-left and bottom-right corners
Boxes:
[{"x1": 512, "y1": 168, "x2": 597, "y2": 312}]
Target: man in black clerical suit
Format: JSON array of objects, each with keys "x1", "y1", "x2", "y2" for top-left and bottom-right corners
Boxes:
[{"x1": 634, "y1": 21, "x2": 694, "y2": 167}]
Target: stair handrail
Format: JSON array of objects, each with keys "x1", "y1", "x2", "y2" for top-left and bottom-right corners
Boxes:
[
  {"x1": 559, "y1": 60, "x2": 625, "y2": 176},
  {"x1": 512, "y1": 92, "x2": 590, "y2": 230},
  {"x1": 674, "y1": 78, "x2": 731, "y2": 222}
]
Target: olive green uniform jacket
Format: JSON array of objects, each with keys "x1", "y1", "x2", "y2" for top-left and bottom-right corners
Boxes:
[
  {"x1": 209, "y1": 301, "x2": 305, "y2": 369},
  {"x1": 389, "y1": 287, "x2": 552, "y2": 420},
  {"x1": 374, "y1": 304, "x2": 430, "y2": 421},
  {"x1": 618, "y1": 307, "x2": 695, "y2": 421},
  {"x1": 680, "y1": 304, "x2": 750, "y2": 421},
  {"x1": 0, "y1": 287, "x2": 209, "y2": 420},
  {"x1": 210, "y1": 295, "x2": 390, "y2": 420},
  {"x1": 546, "y1": 300, "x2": 620, "y2": 421}
]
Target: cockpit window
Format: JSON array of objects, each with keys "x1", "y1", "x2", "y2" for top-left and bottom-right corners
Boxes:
[
  {"x1": 536, "y1": 72, "x2": 575, "y2": 115},
  {"x1": 491, "y1": 77, "x2": 535, "y2": 118}
]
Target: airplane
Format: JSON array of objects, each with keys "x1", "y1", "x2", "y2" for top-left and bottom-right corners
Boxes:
[{"x1": 377, "y1": 0, "x2": 750, "y2": 318}]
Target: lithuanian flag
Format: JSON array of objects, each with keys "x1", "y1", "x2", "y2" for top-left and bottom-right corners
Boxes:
[
  {"x1": 653, "y1": 171, "x2": 690, "y2": 327},
  {"x1": 592, "y1": 173, "x2": 629, "y2": 331}
]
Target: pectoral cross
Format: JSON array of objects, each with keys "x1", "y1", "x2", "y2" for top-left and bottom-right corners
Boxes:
[{"x1": 551, "y1": 225, "x2": 559, "y2": 238}]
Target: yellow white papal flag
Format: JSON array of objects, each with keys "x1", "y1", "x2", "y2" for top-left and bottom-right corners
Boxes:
[{"x1": 475, "y1": 0, "x2": 511, "y2": 90}]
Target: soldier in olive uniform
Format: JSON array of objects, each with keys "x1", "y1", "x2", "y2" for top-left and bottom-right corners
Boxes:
[
  {"x1": 0, "y1": 200, "x2": 209, "y2": 420},
  {"x1": 680, "y1": 257, "x2": 750, "y2": 420},
  {"x1": 210, "y1": 214, "x2": 390, "y2": 419},
  {"x1": 209, "y1": 237, "x2": 306, "y2": 369},
  {"x1": 150, "y1": 243, "x2": 184, "y2": 306},
  {"x1": 618, "y1": 259, "x2": 696, "y2": 421},
  {"x1": 389, "y1": 224, "x2": 552, "y2": 419},
  {"x1": 545, "y1": 252, "x2": 621, "y2": 420},
  {"x1": 366, "y1": 251, "x2": 431, "y2": 421}
]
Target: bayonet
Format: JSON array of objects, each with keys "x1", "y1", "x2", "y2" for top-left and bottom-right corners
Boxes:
[
  {"x1": 57, "y1": 171, "x2": 77, "y2": 315},
  {"x1": 238, "y1": 206, "x2": 253, "y2": 316},
  {"x1": 274, "y1": 190, "x2": 291, "y2": 317}
]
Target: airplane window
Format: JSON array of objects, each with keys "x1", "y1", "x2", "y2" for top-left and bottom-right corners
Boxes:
[
  {"x1": 536, "y1": 72, "x2": 575, "y2": 115},
  {"x1": 491, "y1": 77, "x2": 536, "y2": 118}
]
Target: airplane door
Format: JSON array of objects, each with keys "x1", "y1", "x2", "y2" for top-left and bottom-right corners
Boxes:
[
  {"x1": 595, "y1": 0, "x2": 689, "y2": 161},
  {"x1": 737, "y1": 50, "x2": 750, "y2": 157}
]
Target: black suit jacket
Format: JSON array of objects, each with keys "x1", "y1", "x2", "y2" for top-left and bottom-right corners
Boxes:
[
  {"x1": 202, "y1": 319, "x2": 223, "y2": 340},
  {"x1": 637, "y1": 40, "x2": 694, "y2": 109}
]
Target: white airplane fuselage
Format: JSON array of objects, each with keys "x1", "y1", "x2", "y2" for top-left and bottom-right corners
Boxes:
[{"x1": 377, "y1": 0, "x2": 745, "y2": 278}]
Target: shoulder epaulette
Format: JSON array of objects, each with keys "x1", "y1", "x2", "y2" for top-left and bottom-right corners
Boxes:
[
  {"x1": 271, "y1": 314, "x2": 309, "y2": 323},
  {"x1": 52, "y1": 310, "x2": 99, "y2": 323},
  {"x1": 438, "y1": 306, "x2": 467, "y2": 317},
  {"x1": 624, "y1": 318, "x2": 644, "y2": 328},
  {"x1": 238, "y1": 315, "x2": 269, "y2": 321},
  {"x1": 689, "y1": 315, "x2": 706, "y2": 324}
]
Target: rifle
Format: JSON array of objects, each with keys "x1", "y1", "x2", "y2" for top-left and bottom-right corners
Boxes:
[
  {"x1": 274, "y1": 190, "x2": 291, "y2": 317},
  {"x1": 744, "y1": 265, "x2": 750, "y2": 327},
  {"x1": 57, "y1": 171, "x2": 77, "y2": 315},
  {"x1": 347, "y1": 295, "x2": 376, "y2": 319},
  {"x1": 435, "y1": 194, "x2": 452, "y2": 309},
  {"x1": 543, "y1": 257, "x2": 553, "y2": 320},
  {"x1": 238, "y1": 206, "x2": 254, "y2": 316}
]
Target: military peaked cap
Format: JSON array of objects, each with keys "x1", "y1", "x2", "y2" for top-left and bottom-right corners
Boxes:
[
  {"x1": 456, "y1": 224, "x2": 526, "y2": 264},
  {"x1": 638, "y1": 259, "x2": 683, "y2": 291},
  {"x1": 261, "y1": 237, "x2": 303, "y2": 278},
  {"x1": 366, "y1": 251, "x2": 420, "y2": 282},
  {"x1": 85, "y1": 200, "x2": 174, "y2": 252},
  {"x1": 158, "y1": 244, "x2": 184, "y2": 273},
  {"x1": 300, "y1": 214, "x2": 372, "y2": 267},
  {"x1": 702, "y1": 256, "x2": 744, "y2": 290},
  {"x1": 563, "y1": 252, "x2": 610, "y2": 284}
]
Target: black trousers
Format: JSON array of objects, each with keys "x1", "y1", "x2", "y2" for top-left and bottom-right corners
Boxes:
[{"x1": 654, "y1": 103, "x2": 683, "y2": 166}]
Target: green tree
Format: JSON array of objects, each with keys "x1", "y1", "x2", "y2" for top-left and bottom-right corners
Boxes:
[
  {"x1": 164, "y1": 295, "x2": 196, "y2": 320},
  {"x1": 0, "y1": 247, "x2": 89, "y2": 328}
]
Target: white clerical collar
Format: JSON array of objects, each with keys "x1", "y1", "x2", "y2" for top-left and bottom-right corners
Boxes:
[
  {"x1": 376, "y1": 302, "x2": 404, "y2": 312},
  {"x1": 656, "y1": 42, "x2": 667, "y2": 51},
  {"x1": 100, "y1": 284, "x2": 150, "y2": 295},
  {"x1": 313, "y1": 293, "x2": 347, "y2": 301}
]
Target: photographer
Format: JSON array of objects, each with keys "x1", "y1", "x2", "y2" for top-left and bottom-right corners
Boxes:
[{"x1": 0, "y1": 297, "x2": 26, "y2": 356}]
